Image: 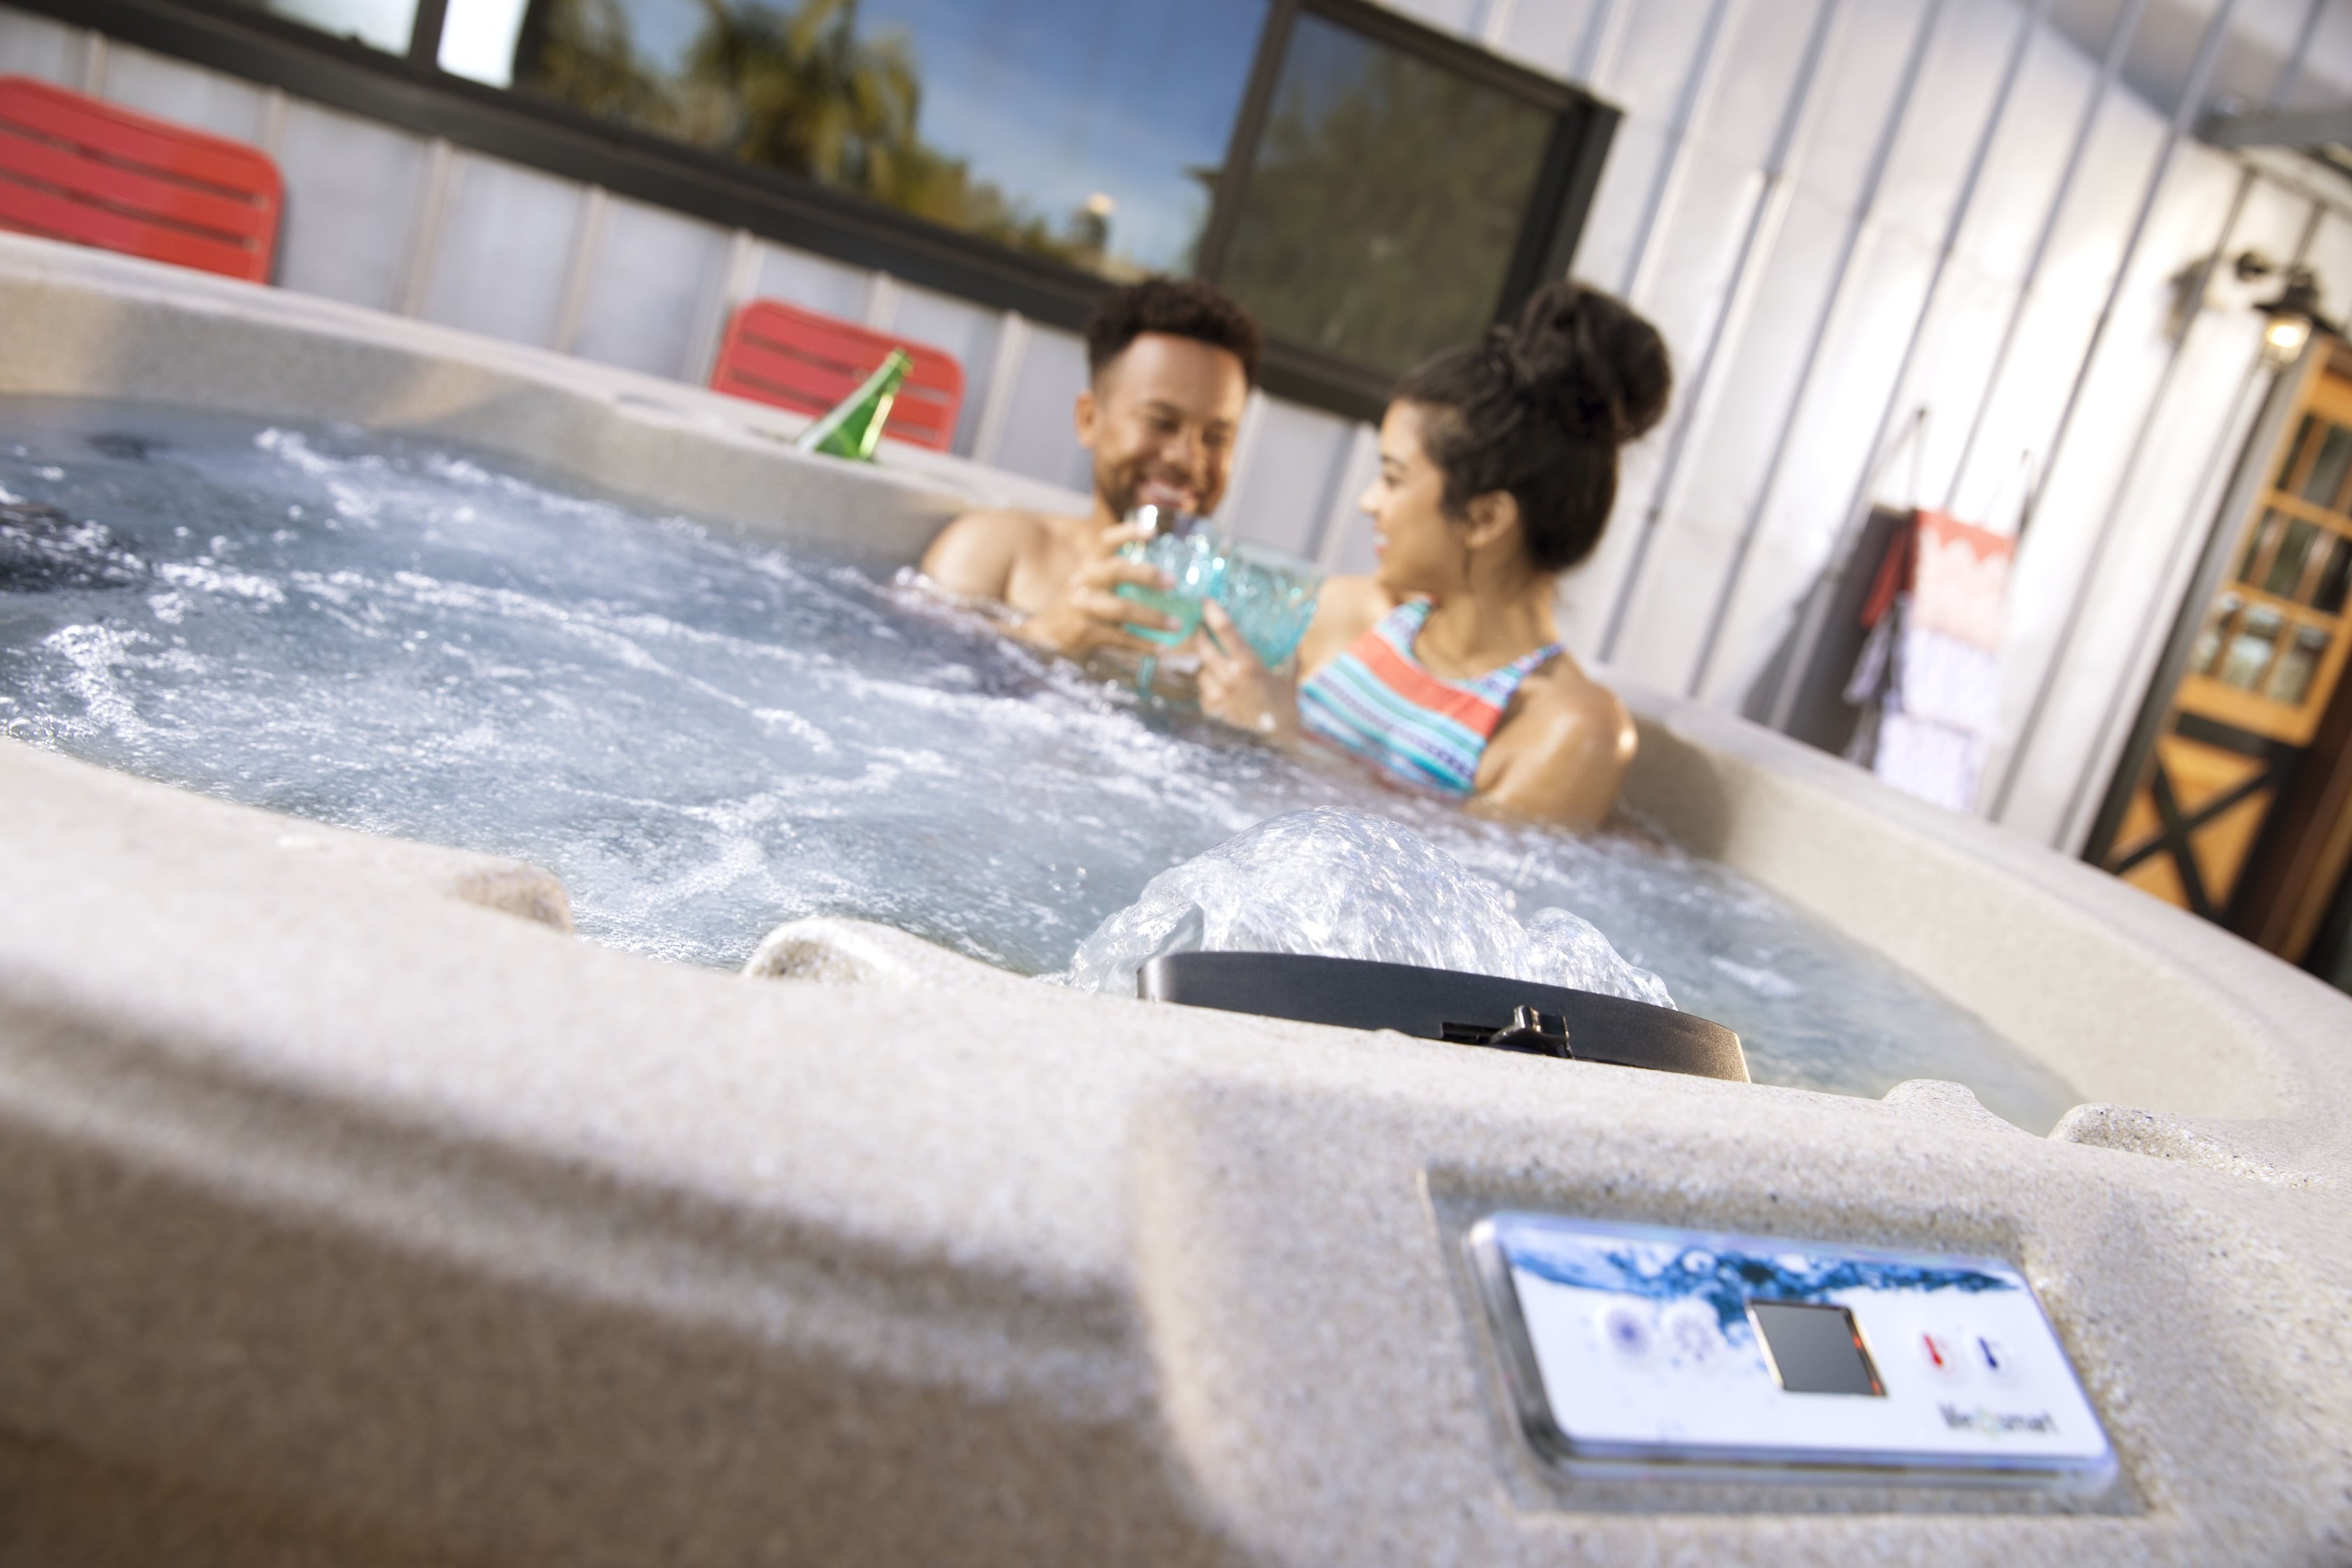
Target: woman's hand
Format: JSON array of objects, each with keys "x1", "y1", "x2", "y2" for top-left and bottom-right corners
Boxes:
[{"x1": 1196, "y1": 601, "x2": 1301, "y2": 745}]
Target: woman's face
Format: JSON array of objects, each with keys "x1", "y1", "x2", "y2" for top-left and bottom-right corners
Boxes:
[{"x1": 1359, "y1": 402, "x2": 1463, "y2": 599}]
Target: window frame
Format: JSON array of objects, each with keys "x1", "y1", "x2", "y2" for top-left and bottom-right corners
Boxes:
[
  {"x1": 31, "y1": 0, "x2": 1617, "y2": 422},
  {"x1": 1197, "y1": 0, "x2": 1616, "y2": 405}
]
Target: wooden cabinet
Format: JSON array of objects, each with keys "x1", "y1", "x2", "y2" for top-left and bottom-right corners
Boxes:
[{"x1": 2094, "y1": 343, "x2": 2352, "y2": 965}]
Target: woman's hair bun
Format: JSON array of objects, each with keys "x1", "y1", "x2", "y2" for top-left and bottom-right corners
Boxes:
[
  {"x1": 1495, "y1": 280, "x2": 1672, "y2": 444},
  {"x1": 1394, "y1": 280, "x2": 1672, "y2": 573}
]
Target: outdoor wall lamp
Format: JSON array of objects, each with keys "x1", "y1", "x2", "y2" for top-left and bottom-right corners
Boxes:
[{"x1": 2236, "y1": 252, "x2": 2335, "y2": 367}]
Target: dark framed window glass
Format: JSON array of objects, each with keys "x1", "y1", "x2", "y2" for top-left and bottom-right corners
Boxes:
[
  {"x1": 438, "y1": 0, "x2": 530, "y2": 80},
  {"x1": 220, "y1": 0, "x2": 421, "y2": 55},
  {"x1": 1213, "y1": 10, "x2": 1555, "y2": 377},
  {"x1": 482, "y1": 0, "x2": 1264, "y2": 277}
]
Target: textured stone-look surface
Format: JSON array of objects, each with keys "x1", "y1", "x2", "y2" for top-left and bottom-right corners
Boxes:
[{"x1": 3, "y1": 236, "x2": 2350, "y2": 1565}]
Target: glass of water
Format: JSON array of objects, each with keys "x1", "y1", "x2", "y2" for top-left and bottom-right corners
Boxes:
[
  {"x1": 1213, "y1": 539, "x2": 1323, "y2": 668},
  {"x1": 1114, "y1": 506, "x2": 1221, "y2": 645}
]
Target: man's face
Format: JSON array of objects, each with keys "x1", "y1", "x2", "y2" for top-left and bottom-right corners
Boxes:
[{"x1": 1075, "y1": 332, "x2": 1250, "y2": 522}]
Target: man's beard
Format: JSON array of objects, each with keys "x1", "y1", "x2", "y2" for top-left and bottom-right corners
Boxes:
[{"x1": 1097, "y1": 456, "x2": 1212, "y2": 522}]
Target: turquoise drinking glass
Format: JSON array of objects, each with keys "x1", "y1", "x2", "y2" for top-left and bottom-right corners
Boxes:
[
  {"x1": 1213, "y1": 540, "x2": 1324, "y2": 668},
  {"x1": 1114, "y1": 528, "x2": 1224, "y2": 645}
]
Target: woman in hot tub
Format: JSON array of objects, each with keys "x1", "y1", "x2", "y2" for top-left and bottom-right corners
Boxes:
[{"x1": 1195, "y1": 280, "x2": 1670, "y2": 833}]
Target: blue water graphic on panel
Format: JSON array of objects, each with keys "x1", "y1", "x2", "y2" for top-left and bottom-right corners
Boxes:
[{"x1": 1496, "y1": 1216, "x2": 2016, "y2": 1337}]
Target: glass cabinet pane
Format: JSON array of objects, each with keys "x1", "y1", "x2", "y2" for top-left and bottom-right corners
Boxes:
[
  {"x1": 2315, "y1": 536, "x2": 2352, "y2": 615},
  {"x1": 2265, "y1": 517, "x2": 2321, "y2": 598},
  {"x1": 2304, "y1": 424, "x2": 2352, "y2": 508},
  {"x1": 2188, "y1": 594, "x2": 2241, "y2": 677},
  {"x1": 2240, "y1": 510, "x2": 2284, "y2": 584},
  {"x1": 1217, "y1": 12, "x2": 1554, "y2": 376},
  {"x1": 2265, "y1": 626, "x2": 2330, "y2": 707},
  {"x1": 2278, "y1": 414, "x2": 2316, "y2": 489},
  {"x1": 2219, "y1": 605, "x2": 2283, "y2": 690}
]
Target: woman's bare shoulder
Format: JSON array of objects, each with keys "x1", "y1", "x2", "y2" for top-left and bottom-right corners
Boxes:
[
  {"x1": 1519, "y1": 656, "x2": 1633, "y2": 733},
  {"x1": 1296, "y1": 575, "x2": 1395, "y2": 673},
  {"x1": 1475, "y1": 657, "x2": 1637, "y2": 830}
]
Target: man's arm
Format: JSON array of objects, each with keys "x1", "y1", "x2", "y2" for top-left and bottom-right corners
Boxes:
[{"x1": 918, "y1": 511, "x2": 1175, "y2": 659}]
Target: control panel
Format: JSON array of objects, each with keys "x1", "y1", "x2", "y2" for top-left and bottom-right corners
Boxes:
[{"x1": 1465, "y1": 1212, "x2": 2115, "y2": 1488}]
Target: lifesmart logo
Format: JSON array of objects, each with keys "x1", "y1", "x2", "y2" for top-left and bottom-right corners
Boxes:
[{"x1": 1940, "y1": 1403, "x2": 2056, "y2": 1437}]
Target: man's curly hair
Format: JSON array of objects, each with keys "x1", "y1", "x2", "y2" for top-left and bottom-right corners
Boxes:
[{"x1": 1084, "y1": 277, "x2": 1262, "y2": 386}]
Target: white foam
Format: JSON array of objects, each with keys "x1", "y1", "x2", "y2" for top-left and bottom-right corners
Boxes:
[
  {"x1": 158, "y1": 561, "x2": 286, "y2": 603},
  {"x1": 1058, "y1": 808, "x2": 1674, "y2": 1006},
  {"x1": 40, "y1": 622, "x2": 158, "y2": 741}
]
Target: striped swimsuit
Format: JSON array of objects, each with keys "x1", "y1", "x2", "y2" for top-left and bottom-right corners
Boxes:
[{"x1": 1298, "y1": 600, "x2": 1563, "y2": 797}]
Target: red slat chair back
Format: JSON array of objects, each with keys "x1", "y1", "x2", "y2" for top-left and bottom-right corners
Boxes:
[
  {"x1": 0, "y1": 75, "x2": 282, "y2": 284},
  {"x1": 711, "y1": 298, "x2": 966, "y2": 452}
]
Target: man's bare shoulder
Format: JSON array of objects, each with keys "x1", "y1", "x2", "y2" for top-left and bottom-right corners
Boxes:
[
  {"x1": 927, "y1": 505, "x2": 1058, "y2": 559},
  {"x1": 920, "y1": 506, "x2": 1082, "y2": 601}
]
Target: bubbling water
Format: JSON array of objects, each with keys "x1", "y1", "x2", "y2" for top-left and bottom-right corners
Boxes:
[
  {"x1": 0, "y1": 398, "x2": 2081, "y2": 1130},
  {"x1": 1059, "y1": 807, "x2": 1674, "y2": 1007}
]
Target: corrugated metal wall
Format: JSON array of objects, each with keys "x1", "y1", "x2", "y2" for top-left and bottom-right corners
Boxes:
[
  {"x1": 1444, "y1": 0, "x2": 2352, "y2": 853},
  {"x1": 6, "y1": 0, "x2": 2352, "y2": 852}
]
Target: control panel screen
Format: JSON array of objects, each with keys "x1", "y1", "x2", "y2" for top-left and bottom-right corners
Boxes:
[
  {"x1": 1748, "y1": 1301, "x2": 1883, "y2": 1396},
  {"x1": 1466, "y1": 1212, "x2": 2117, "y2": 1486}
]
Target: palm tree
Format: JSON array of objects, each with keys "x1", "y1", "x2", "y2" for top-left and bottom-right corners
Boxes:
[
  {"x1": 682, "y1": 0, "x2": 1079, "y2": 260},
  {"x1": 514, "y1": 0, "x2": 1085, "y2": 265},
  {"x1": 512, "y1": 0, "x2": 670, "y2": 127},
  {"x1": 683, "y1": 0, "x2": 919, "y2": 189}
]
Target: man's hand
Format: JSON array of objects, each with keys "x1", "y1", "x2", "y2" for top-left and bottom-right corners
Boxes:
[
  {"x1": 1013, "y1": 522, "x2": 1176, "y2": 659},
  {"x1": 1196, "y1": 601, "x2": 1301, "y2": 743}
]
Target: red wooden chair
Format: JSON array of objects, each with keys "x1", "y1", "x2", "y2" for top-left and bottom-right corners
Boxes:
[
  {"x1": 711, "y1": 298, "x2": 965, "y2": 452},
  {"x1": 0, "y1": 75, "x2": 281, "y2": 284}
]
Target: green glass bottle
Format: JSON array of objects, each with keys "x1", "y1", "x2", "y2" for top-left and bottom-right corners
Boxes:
[{"x1": 795, "y1": 349, "x2": 913, "y2": 461}]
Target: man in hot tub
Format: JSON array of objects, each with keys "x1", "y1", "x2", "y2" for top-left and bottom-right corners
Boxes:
[{"x1": 920, "y1": 276, "x2": 1261, "y2": 657}]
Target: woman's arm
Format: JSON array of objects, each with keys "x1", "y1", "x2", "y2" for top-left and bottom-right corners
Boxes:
[
  {"x1": 1194, "y1": 576, "x2": 1390, "y2": 742},
  {"x1": 1470, "y1": 670, "x2": 1637, "y2": 832},
  {"x1": 1195, "y1": 601, "x2": 1301, "y2": 741}
]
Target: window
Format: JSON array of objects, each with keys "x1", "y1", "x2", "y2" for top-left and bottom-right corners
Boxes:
[
  {"x1": 479, "y1": 0, "x2": 1266, "y2": 278},
  {"x1": 58, "y1": 0, "x2": 1614, "y2": 417},
  {"x1": 472, "y1": 0, "x2": 1270, "y2": 276},
  {"x1": 222, "y1": 0, "x2": 419, "y2": 55},
  {"x1": 1211, "y1": 11, "x2": 1557, "y2": 377},
  {"x1": 438, "y1": 0, "x2": 531, "y2": 81}
]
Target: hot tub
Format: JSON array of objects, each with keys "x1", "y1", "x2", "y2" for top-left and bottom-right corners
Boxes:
[{"x1": 1, "y1": 233, "x2": 2347, "y2": 1566}]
